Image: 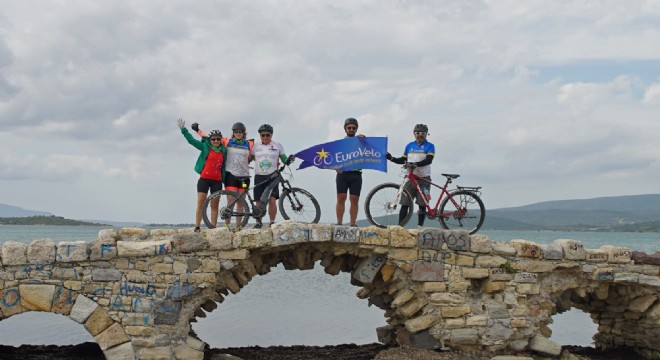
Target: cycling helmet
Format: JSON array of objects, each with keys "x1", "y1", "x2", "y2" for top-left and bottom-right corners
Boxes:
[
  {"x1": 232, "y1": 122, "x2": 246, "y2": 132},
  {"x1": 414, "y1": 124, "x2": 428, "y2": 133},
  {"x1": 209, "y1": 130, "x2": 222, "y2": 137},
  {"x1": 344, "y1": 117, "x2": 358, "y2": 129},
  {"x1": 258, "y1": 124, "x2": 274, "y2": 134}
]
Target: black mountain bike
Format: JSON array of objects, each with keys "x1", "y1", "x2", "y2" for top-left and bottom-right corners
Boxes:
[{"x1": 202, "y1": 163, "x2": 321, "y2": 229}]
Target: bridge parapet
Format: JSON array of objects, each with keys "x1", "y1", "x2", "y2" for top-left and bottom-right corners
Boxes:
[{"x1": 0, "y1": 222, "x2": 658, "y2": 359}]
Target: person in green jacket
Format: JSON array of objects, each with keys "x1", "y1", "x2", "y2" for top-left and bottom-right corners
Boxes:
[{"x1": 177, "y1": 118, "x2": 227, "y2": 232}]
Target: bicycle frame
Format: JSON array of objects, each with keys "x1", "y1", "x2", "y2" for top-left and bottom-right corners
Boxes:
[
  {"x1": 397, "y1": 166, "x2": 467, "y2": 219},
  {"x1": 220, "y1": 164, "x2": 289, "y2": 220}
]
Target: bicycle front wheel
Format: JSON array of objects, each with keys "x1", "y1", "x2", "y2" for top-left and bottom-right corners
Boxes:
[
  {"x1": 364, "y1": 183, "x2": 413, "y2": 228},
  {"x1": 202, "y1": 190, "x2": 250, "y2": 229},
  {"x1": 438, "y1": 190, "x2": 485, "y2": 234},
  {"x1": 278, "y1": 187, "x2": 321, "y2": 223}
]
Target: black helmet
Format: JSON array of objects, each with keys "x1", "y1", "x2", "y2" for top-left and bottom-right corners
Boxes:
[
  {"x1": 258, "y1": 124, "x2": 274, "y2": 134},
  {"x1": 209, "y1": 130, "x2": 222, "y2": 137},
  {"x1": 414, "y1": 124, "x2": 428, "y2": 133},
  {"x1": 232, "y1": 122, "x2": 246, "y2": 132},
  {"x1": 344, "y1": 117, "x2": 358, "y2": 128}
]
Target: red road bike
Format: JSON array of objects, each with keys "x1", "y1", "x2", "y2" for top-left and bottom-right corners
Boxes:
[{"x1": 364, "y1": 163, "x2": 485, "y2": 234}]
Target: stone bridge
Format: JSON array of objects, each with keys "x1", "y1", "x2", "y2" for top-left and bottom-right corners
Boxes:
[{"x1": 0, "y1": 222, "x2": 659, "y2": 359}]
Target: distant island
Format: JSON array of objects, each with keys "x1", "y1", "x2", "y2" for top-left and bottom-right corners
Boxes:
[{"x1": 0, "y1": 215, "x2": 110, "y2": 226}]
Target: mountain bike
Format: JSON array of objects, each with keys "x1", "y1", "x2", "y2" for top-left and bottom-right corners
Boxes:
[
  {"x1": 202, "y1": 163, "x2": 321, "y2": 229},
  {"x1": 364, "y1": 163, "x2": 485, "y2": 234}
]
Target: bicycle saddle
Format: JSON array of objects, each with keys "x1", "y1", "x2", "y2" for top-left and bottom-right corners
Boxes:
[{"x1": 441, "y1": 173, "x2": 460, "y2": 179}]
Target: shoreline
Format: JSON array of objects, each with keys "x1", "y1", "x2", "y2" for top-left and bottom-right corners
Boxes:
[{"x1": 0, "y1": 342, "x2": 645, "y2": 360}]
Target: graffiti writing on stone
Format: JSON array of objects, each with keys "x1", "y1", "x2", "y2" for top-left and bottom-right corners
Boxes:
[
  {"x1": 353, "y1": 254, "x2": 386, "y2": 284},
  {"x1": 412, "y1": 261, "x2": 444, "y2": 282},
  {"x1": 334, "y1": 227, "x2": 359, "y2": 243}
]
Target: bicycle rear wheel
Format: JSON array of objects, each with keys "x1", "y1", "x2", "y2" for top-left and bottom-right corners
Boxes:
[
  {"x1": 364, "y1": 183, "x2": 413, "y2": 228},
  {"x1": 203, "y1": 190, "x2": 250, "y2": 229},
  {"x1": 438, "y1": 190, "x2": 485, "y2": 234},
  {"x1": 278, "y1": 187, "x2": 321, "y2": 223}
]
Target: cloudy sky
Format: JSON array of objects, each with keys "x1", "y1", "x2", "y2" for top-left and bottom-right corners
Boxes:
[{"x1": 1, "y1": 1, "x2": 659, "y2": 224}]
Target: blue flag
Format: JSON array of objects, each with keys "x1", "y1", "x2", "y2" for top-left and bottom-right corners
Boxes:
[{"x1": 294, "y1": 137, "x2": 388, "y2": 172}]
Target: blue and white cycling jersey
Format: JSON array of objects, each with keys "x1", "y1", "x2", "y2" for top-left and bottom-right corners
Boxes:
[{"x1": 403, "y1": 140, "x2": 435, "y2": 177}]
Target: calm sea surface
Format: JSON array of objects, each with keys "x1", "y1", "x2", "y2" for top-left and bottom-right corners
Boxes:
[{"x1": 0, "y1": 226, "x2": 657, "y2": 348}]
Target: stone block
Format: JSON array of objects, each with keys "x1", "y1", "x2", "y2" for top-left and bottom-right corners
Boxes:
[
  {"x1": 56, "y1": 241, "x2": 90, "y2": 262},
  {"x1": 92, "y1": 269, "x2": 122, "y2": 282},
  {"x1": 488, "y1": 303, "x2": 509, "y2": 319},
  {"x1": 19, "y1": 284, "x2": 55, "y2": 311},
  {"x1": 353, "y1": 253, "x2": 387, "y2": 284},
  {"x1": 102, "y1": 342, "x2": 135, "y2": 360},
  {"x1": 442, "y1": 306, "x2": 471, "y2": 317},
  {"x1": 450, "y1": 328, "x2": 479, "y2": 344},
  {"x1": 218, "y1": 249, "x2": 250, "y2": 260},
  {"x1": 118, "y1": 227, "x2": 149, "y2": 240},
  {"x1": 514, "y1": 272, "x2": 539, "y2": 283},
  {"x1": 388, "y1": 249, "x2": 417, "y2": 261},
  {"x1": 84, "y1": 307, "x2": 115, "y2": 336},
  {"x1": 117, "y1": 240, "x2": 171, "y2": 257},
  {"x1": 360, "y1": 226, "x2": 389, "y2": 246},
  {"x1": 586, "y1": 249, "x2": 609, "y2": 263},
  {"x1": 516, "y1": 283, "x2": 540, "y2": 294},
  {"x1": 429, "y1": 293, "x2": 464, "y2": 305},
  {"x1": 173, "y1": 233, "x2": 208, "y2": 253},
  {"x1": 484, "y1": 321, "x2": 514, "y2": 341},
  {"x1": 554, "y1": 239, "x2": 586, "y2": 260},
  {"x1": 418, "y1": 249, "x2": 452, "y2": 262},
  {"x1": 308, "y1": 223, "x2": 333, "y2": 242},
  {"x1": 593, "y1": 268, "x2": 615, "y2": 281},
  {"x1": 174, "y1": 343, "x2": 204, "y2": 360},
  {"x1": 332, "y1": 225, "x2": 360, "y2": 243},
  {"x1": 418, "y1": 282, "x2": 447, "y2": 292},
  {"x1": 2, "y1": 241, "x2": 28, "y2": 266},
  {"x1": 601, "y1": 245, "x2": 632, "y2": 264},
  {"x1": 235, "y1": 228, "x2": 275, "y2": 248},
  {"x1": 466, "y1": 315, "x2": 488, "y2": 326},
  {"x1": 639, "y1": 274, "x2": 660, "y2": 287},
  {"x1": 139, "y1": 347, "x2": 172, "y2": 360},
  {"x1": 492, "y1": 242, "x2": 516, "y2": 256},
  {"x1": 411, "y1": 261, "x2": 444, "y2": 282},
  {"x1": 89, "y1": 240, "x2": 117, "y2": 261},
  {"x1": 389, "y1": 226, "x2": 416, "y2": 247},
  {"x1": 529, "y1": 335, "x2": 561, "y2": 356},
  {"x1": 0, "y1": 287, "x2": 23, "y2": 316},
  {"x1": 271, "y1": 221, "x2": 309, "y2": 245},
  {"x1": 202, "y1": 259, "x2": 221, "y2": 273},
  {"x1": 632, "y1": 251, "x2": 660, "y2": 266},
  {"x1": 510, "y1": 239, "x2": 541, "y2": 258},
  {"x1": 463, "y1": 268, "x2": 489, "y2": 279},
  {"x1": 398, "y1": 296, "x2": 428, "y2": 318},
  {"x1": 417, "y1": 228, "x2": 446, "y2": 250},
  {"x1": 470, "y1": 234, "x2": 491, "y2": 253},
  {"x1": 490, "y1": 268, "x2": 514, "y2": 281},
  {"x1": 380, "y1": 264, "x2": 396, "y2": 282},
  {"x1": 51, "y1": 286, "x2": 77, "y2": 315},
  {"x1": 376, "y1": 325, "x2": 397, "y2": 345},
  {"x1": 410, "y1": 329, "x2": 443, "y2": 350},
  {"x1": 514, "y1": 259, "x2": 556, "y2": 273},
  {"x1": 404, "y1": 313, "x2": 441, "y2": 333},
  {"x1": 629, "y1": 294, "x2": 657, "y2": 313},
  {"x1": 98, "y1": 229, "x2": 118, "y2": 243},
  {"x1": 205, "y1": 227, "x2": 233, "y2": 250},
  {"x1": 475, "y1": 255, "x2": 507, "y2": 268},
  {"x1": 154, "y1": 300, "x2": 181, "y2": 325},
  {"x1": 69, "y1": 295, "x2": 99, "y2": 323},
  {"x1": 444, "y1": 231, "x2": 471, "y2": 251},
  {"x1": 95, "y1": 323, "x2": 130, "y2": 351},
  {"x1": 484, "y1": 281, "x2": 507, "y2": 293},
  {"x1": 27, "y1": 239, "x2": 57, "y2": 264},
  {"x1": 391, "y1": 289, "x2": 415, "y2": 308},
  {"x1": 539, "y1": 243, "x2": 563, "y2": 260}
]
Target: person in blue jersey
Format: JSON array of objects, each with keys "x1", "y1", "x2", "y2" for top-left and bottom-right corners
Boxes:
[
  {"x1": 386, "y1": 124, "x2": 435, "y2": 228},
  {"x1": 335, "y1": 117, "x2": 365, "y2": 227}
]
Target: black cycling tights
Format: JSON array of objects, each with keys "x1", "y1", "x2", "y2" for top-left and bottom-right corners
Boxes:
[{"x1": 399, "y1": 205, "x2": 426, "y2": 227}]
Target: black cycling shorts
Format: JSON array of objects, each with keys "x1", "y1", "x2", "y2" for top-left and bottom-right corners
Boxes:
[
  {"x1": 336, "y1": 171, "x2": 362, "y2": 196},
  {"x1": 254, "y1": 174, "x2": 280, "y2": 202},
  {"x1": 224, "y1": 172, "x2": 250, "y2": 191},
  {"x1": 197, "y1": 177, "x2": 223, "y2": 194}
]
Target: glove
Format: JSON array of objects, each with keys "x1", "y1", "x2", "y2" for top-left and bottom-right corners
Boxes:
[
  {"x1": 177, "y1": 118, "x2": 185, "y2": 129},
  {"x1": 285, "y1": 155, "x2": 295, "y2": 165},
  {"x1": 191, "y1": 122, "x2": 199, "y2": 132},
  {"x1": 386, "y1": 152, "x2": 392, "y2": 160}
]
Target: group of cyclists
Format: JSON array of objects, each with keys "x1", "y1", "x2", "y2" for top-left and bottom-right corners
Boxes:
[{"x1": 177, "y1": 117, "x2": 435, "y2": 230}]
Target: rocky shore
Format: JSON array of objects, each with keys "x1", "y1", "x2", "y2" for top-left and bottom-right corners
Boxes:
[{"x1": 0, "y1": 342, "x2": 645, "y2": 360}]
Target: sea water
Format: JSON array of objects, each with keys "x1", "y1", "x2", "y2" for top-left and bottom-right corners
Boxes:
[{"x1": 0, "y1": 226, "x2": 657, "y2": 348}]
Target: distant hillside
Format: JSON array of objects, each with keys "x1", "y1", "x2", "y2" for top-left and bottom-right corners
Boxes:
[
  {"x1": 485, "y1": 194, "x2": 660, "y2": 231},
  {"x1": 0, "y1": 216, "x2": 109, "y2": 226},
  {"x1": 0, "y1": 203, "x2": 52, "y2": 217}
]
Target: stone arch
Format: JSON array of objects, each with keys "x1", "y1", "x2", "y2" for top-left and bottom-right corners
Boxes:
[
  {"x1": 0, "y1": 285, "x2": 134, "y2": 359},
  {"x1": 185, "y1": 239, "x2": 398, "y2": 345},
  {"x1": 541, "y1": 268, "x2": 660, "y2": 359}
]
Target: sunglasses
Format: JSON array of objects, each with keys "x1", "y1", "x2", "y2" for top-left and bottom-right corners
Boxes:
[
  {"x1": 414, "y1": 131, "x2": 427, "y2": 135},
  {"x1": 233, "y1": 130, "x2": 244, "y2": 134},
  {"x1": 260, "y1": 133, "x2": 272, "y2": 137},
  {"x1": 210, "y1": 138, "x2": 222, "y2": 141},
  {"x1": 346, "y1": 126, "x2": 357, "y2": 131}
]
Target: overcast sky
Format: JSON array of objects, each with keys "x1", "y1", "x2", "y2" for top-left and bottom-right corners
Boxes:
[{"x1": 1, "y1": 1, "x2": 659, "y2": 224}]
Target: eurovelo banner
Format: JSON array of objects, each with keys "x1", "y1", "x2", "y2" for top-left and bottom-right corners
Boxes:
[{"x1": 294, "y1": 137, "x2": 388, "y2": 172}]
